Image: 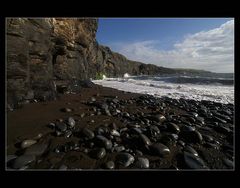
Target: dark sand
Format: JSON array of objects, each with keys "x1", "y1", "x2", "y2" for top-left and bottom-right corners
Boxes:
[{"x1": 6, "y1": 84, "x2": 234, "y2": 170}]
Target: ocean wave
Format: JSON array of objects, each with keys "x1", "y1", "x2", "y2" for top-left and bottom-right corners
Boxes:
[
  {"x1": 152, "y1": 76, "x2": 233, "y2": 85},
  {"x1": 93, "y1": 75, "x2": 234, "y2": 104}
]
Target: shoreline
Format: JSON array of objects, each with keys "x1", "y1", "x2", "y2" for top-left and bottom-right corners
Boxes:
[
  {"x1": 93, "y1": 77, "x2": 234, "y2": 105},
  {"x1": 6, "y1": 84, "x2": 234, "y2": 170}
]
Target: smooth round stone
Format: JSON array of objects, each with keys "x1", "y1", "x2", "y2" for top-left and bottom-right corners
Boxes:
[
  {"x1": 143, "y1": 118, "x2": 150, "y2": 124},
  {"x1": 139, "y1": 134, "x2": 152, "y2": 146},
  {"x1": 184, "y1": 145, "x2": 198, "y2": 156},
  {"x1": 188, "y1": 117, "x2": 196, "y2": 123},
  {"x1": 89, "y1": 142, "x2": 95, "y2": 148},
  {"x1": 184, "y1": 152, "x2": 208, "y2": 169},
  {"x1": 48, "y1": 123, "x2": 56, "y2": 129},
  {"x1": 195, "y1": 116, "x2": 205, "y2": 124},
  {"x1": 109, "y1": 135, "x2": 114, "y2": 140},
  {"x1": 161, "y1": 135, "x2": 174, "y2": 146},
  {"x1": 122, "y1": 112, "x2": 130, "y2": 117},
  {"x1": 167, "y1": 123, "x2": 180, "y2": 134},
  {"x1": 178, "y1": 140, "x2": 185, "y2": 147},
  {"x1": 135, "y1": 150, "x2": 143, "y2": 156},
  {"x1": 105, "y1": 109, "x2": 111, "y2": 116},
  {"x1": 67, "y1": 117, "x2": 75, "y2": 128},
  {"x1": 112, "y1": 98, "x2": 119, "y2": 104},
  {"x1": 122, "y1": 133, "x2": 130, "y2": 140},
  {"x1": 91, "y1": 97, "x2": 96, "y2": 102},
  {"x1": 54, "y1": 147, "x2": 61, "y2": 153},
  {"x1": 192, "y1": 131, "x2": 203, "y2": 143},
  {"x1": 91, "y1": 148, "x2": 106, "y2": 159},
  {"x1": 170, "y1": 134, "x2": 179, "y2": 141},
  {"x1": 221, "y1": 109, "x2": 232, "y2": 116},
  {"x1": 12, "y1": 155, "x2": 36, "y2": 169},
  {"x1": 24, "y1": 143, "x2": 48, "y2": 156},
  {"x1": 56, "y1": 123, "x2": 67, "y2": 132},
  {"x1": 128, "y1": 124, "x2": 141, "y2": 128},
  {"x1": 62, "y1": 108, "x2": 72, "y2": 112},
  {"x1": 58, "y1": 118, "x2": 64, "y2": 122},
  {"x1": 105, "y1": 161, "x2": 115, "y2": 169},
  {"x1": 102, "y1": 126, "x2": 110, "y2": 133},
  {"x1": 135, "y1": 157, "x2": 149, "y2": 169},
  {"x1": 131, "y1": 128, "x2": 142, "y2": 134},
  {"x1": 181, "y1": 129, "x2": 203, "y2": 144},
  {"x1": 189, "y1": 112, "x2": 198, "y2": 118},
  {"x1": 21, "y1": 139, "x2": 37, "y2": 149},
  {"x1": 116, "y1": 152, "x2": 135, "y2": 167},
  {"x1": 152, "y1": 114, "x2": 166, "y2": 122},
  {"x1": 109, "y1": 122, "x2": 117, "y2": 130},
  {"x1": 200, "y1": 126, "x2": 213, "y2": 131},
  {"x1": 205, "y1": 142, "x2": 219, "y2": 149},
  {"x1": 110, "y1": 129, "x2": 120, "y2": 137},
  {"x1": 150, "y1": 143, "x2": 171, "y2": 157},
  {"x1": 113, "y1": 142, "x2": 118, "y2": 147},
  {"x1": 96, "y1": 135, "x2": 112, "y2": 150},
  {"x1": 213, "y1": 116, "x2": 227, "y2": 124},
  {"x1": 213, "y1": 140, "x2": 221, "y2": 145},
  {"x1": 55, "y1": 130, "x2": 62, "y2": 136},
  {"x1": 206, "y1": 124, "x2": 216, "y2": 129},
  {"x1": 114, "y1": 146, "x2": 125, "y2": 152},
  {"x1": 120, "y1": 127, "x2": 128, "y2": 133},
  {"x1": 214, "y1": 126, "x2": 231, "y2": 135},
  {"x1": 223, "y1": 158, "x2": 234, "y2": 168},
  {"x1": 158, "y1": 124, "x2": 168, "y2": 131},
  {"x1": 202, "y1": 134, "x2": 213, "y2": 142},
  {"x1": 181, "y1": 125, "x2": 196, "y2": 132},
  {"x1": 34, "y1": 133, "x2": 43, "y2": 140},
  {"x1": 64, "y1": 130, "x2": 72, "y2": 138},
  {"x1": 128, "y1": 149, "x2": 134, "y2": 154},
  {"x1": 100, "y1": 103, "x2": 109, "y2": 110},
  {"x1": 181, "y1": 120, "x2": 192, "y2": 126},
  {"x1": 82, "y1": 128, "x2": 95, "y2": 139},
  {"x1": 148, "y1": 125, "x2": 161, "y2": 136},
  {"x1": 96, "y1": 127, "x2": 105, "y2": 135}
]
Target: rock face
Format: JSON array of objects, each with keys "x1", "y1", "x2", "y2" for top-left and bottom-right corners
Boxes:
[{"x1": 6, "y1": 18, "x2": 172, "y2": 107}]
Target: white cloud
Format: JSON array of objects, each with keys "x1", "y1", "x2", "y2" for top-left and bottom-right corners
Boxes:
[{"x1": 110, "y1": 20, "x2": 234, "y2": 73}]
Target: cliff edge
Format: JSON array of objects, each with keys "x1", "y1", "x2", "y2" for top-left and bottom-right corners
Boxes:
[{"x1": 6, "y1": 18, "x2": 174, "y2": 107}]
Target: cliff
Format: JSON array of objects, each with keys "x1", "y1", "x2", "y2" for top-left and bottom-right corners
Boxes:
[
  {"x1": 6, "y1": 18, "x2": 143, "y2": 107},
  {"x1": 6, "y1": 18, "x2": 213, "y2": 108}
]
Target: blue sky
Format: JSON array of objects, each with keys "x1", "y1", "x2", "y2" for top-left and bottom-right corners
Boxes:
[{"x1": 96, "y1": 18, "x2": 234, "y2": 73}]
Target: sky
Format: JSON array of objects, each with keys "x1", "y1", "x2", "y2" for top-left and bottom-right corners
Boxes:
[{"x1": 96, "y1": 18, "x2": 234, "y2": 73}]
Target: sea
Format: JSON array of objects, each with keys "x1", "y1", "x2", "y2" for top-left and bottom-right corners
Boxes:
[{"x1": 93, "y1": 73, "x2": 234, "y2": 104}]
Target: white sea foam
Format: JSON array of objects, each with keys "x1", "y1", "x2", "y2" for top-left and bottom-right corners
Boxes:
[
  {"x1": 93, "y1": 76, "x2": 234, "y2": 104},
  {"x1": 102, "y1": 74, "x2": 107, "y2": 79}
]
